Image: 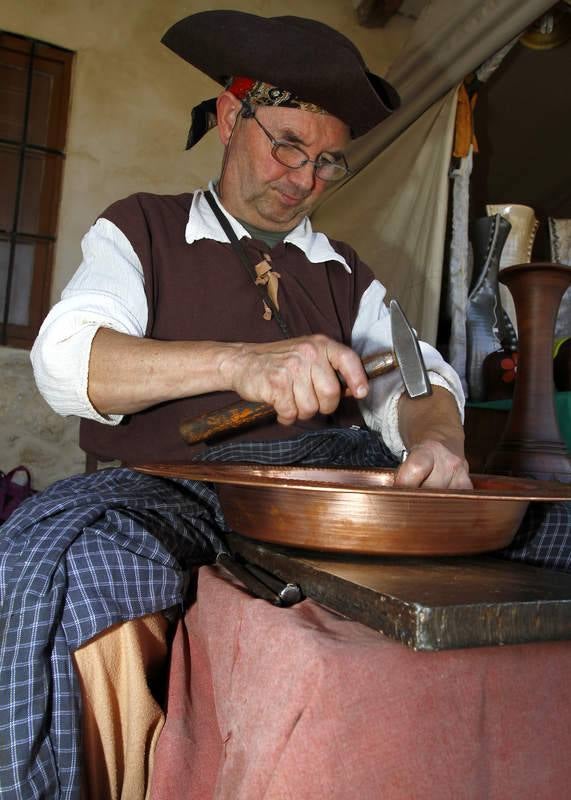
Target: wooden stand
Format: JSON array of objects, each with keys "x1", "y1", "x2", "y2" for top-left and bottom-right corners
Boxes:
[
  {"x1": 227, "y1": 532, "x2": 571, "y2": 651},
  {"x1": 485, "y1": 262, "x2": 571, "y2": 482}
]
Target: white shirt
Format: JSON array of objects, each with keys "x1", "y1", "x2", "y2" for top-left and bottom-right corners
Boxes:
[{"x1": 31, "y1": 186, "x2": 464, "y2": 455}]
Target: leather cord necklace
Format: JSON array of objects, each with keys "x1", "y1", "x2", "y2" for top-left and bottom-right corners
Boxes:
[{"x1": 204, "y1": 190, "x2": 291, "y2": 338}]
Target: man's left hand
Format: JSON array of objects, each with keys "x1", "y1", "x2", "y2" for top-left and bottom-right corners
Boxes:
[
  {"x1": 395, "y1": 439, "x2": 472, "y2": 489},
  {"x1": 395, "y1": 386, "x2": 473, "y2": 490}
]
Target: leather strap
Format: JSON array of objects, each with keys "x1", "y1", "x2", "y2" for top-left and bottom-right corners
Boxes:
[{"x1": 204, "y1": 190, "x2": 290, "y2": 338}]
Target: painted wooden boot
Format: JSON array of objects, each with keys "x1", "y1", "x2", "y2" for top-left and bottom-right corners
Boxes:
[
  {"x1": 485, "y1": 204, "x2": 539, "y2": 336},
  {"x1": 549, "y1": 217, "x2": 571, "y2": 339},
  {"x1": 466, "y1": 214, "x2": 512, "y2": 401},
  {"x1": 549, "y1": 217, "x2": 571, "y2": 391}
]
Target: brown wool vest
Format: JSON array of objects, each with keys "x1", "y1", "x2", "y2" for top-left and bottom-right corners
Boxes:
[{"x1": 80, "y1": 192, "x2": 374, "y2": 464}]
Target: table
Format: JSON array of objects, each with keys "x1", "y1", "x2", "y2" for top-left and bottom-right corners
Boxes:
[{"x1": 150, "y1": 566, "x2": 571, "y2": 800}]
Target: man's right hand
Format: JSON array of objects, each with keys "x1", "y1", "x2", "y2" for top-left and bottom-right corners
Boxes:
[
  {"x1": 219, "y1": 334, "x2": 369, "y2": 425},
  {"x1": 87, "y1": 328, "x2": 368, "y2": 422}
]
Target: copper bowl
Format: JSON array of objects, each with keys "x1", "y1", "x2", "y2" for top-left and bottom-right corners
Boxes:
[{"x1": 133, "y1": 463, "x2": 571, "y2": 556}]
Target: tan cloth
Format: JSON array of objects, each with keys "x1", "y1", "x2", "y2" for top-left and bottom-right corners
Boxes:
[
  {"x1": 312, "y1": 0, "x2": 553, "y2": 345},
  {"x1": 73, "y1": 612, "x2": 170, "y2": 800},
  {"x1": 313, "y1": 87, "x2": 458, "y2": 345}
]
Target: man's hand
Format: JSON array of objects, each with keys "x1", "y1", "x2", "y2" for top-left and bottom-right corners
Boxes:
[
  {"x1": 87, "y1": 328, "x2": 368, "y2": 421},
  {"x1": 395, "y1": 386, "x2": 473, "y2": 490},
  {"x1": 395, "y1": 439, "x2": 472, "y2": 489},
  {"x1": 221, "y1": 334, "x2": 369, "y2": 425}
]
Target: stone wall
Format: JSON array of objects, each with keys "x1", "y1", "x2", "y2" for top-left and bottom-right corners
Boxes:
[{"x1": 1, "y1": 348, "x2": 85, "y2": 490}]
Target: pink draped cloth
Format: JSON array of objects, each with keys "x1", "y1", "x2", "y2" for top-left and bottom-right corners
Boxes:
[{"x1": 151, "y1": 566, "x2": 571, "y2": 799}]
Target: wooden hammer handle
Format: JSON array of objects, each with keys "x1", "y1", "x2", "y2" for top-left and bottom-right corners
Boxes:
[{"x1": 179, "y1": 350, "x2": 397, "y2": 445}]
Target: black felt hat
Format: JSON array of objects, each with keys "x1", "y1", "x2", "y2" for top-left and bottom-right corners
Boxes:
[{"x1": 161, "y1": 11, "x2": 400, "y2": 143}]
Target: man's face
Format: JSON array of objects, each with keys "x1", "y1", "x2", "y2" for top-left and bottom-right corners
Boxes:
[{"x1": 219, "y1": 101, "x2": 351, "y2": 231}]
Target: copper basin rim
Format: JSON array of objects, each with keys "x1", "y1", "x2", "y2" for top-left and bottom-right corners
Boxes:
[{"x1": 132, "y1": 463, "x2": 571, "y2": 556}]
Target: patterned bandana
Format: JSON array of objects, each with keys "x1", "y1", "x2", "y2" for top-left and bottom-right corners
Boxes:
[
  {"x1": 227, "y1": 76, "x2": 328, "y2": 114},
  {"x1": 186, "y1": 76, "x2": 329, "y2": 150}
]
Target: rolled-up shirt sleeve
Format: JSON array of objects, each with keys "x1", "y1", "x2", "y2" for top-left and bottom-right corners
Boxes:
[
  {"x1": 350, "y1": 279, "x2": 465, "y2": 456},
  {"x1": 30, "y1": 218, "x2": 148, "y2": 424}
]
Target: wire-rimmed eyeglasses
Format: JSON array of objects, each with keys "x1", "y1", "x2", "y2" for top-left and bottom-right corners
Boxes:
[{"x1": 243, "y1": 104, "x2": 351, "y2": 183}]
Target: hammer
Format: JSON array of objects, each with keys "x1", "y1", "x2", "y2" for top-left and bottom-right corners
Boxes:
[{"x1": 179, "y1": 299, "x2": 432, "y2": 445}]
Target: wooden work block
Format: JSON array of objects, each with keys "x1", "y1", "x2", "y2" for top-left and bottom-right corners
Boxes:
[{"x1": 226, "y1": 532, "x2": 571, "y2": 651}]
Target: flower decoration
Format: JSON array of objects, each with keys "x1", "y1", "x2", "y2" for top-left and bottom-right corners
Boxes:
[{"x1": 500, "y1": 352, "x2": 518, "y2": 383}]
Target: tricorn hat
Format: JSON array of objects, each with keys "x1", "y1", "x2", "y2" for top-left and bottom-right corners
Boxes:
[{"x1": 161, "y1": 11, "x2": 400, "y2": 147}]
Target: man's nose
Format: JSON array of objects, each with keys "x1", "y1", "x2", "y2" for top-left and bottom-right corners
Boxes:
[{"x1": 287, "y1": 162, "x2": 317, "y2": 193}]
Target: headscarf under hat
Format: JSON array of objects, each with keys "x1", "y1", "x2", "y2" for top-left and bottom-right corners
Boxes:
[{"x1": 186, "y1": 76, "x2": 330, "y2": 150}]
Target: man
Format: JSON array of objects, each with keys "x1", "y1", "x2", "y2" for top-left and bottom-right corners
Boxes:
[
  {"x1": 0, "y1": 10, "x2": 495, "y2": 800},
  {"x1": 31, "y1": 12, "x2": 470, "y2": 489}
]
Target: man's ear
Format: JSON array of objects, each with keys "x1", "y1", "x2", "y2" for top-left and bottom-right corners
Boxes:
[{"x1": 216, "y1": 91, "x2": 242, "y2": 146}]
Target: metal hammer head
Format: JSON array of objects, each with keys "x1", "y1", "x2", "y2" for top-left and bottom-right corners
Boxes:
[{"x1": 390, "y1": 299, "x2": 432, "y2": 399}]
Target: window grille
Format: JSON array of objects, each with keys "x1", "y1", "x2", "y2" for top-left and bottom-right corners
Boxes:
[{"x1": 0, "y1": 32, "x2": 73, "y2": 348}]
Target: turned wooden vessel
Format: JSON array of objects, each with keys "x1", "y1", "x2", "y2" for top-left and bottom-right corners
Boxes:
[{"x1": 485, "y1": 262, "x2": 571, "y2": 482}]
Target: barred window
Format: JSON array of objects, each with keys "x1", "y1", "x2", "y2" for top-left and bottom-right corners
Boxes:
[{"x1": 0, "y1": 32, "x2": 73, "y2": 348}]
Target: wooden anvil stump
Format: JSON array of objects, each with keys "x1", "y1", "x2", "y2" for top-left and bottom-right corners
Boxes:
[{"x1": 485, "y1": 262, "x2": 571, "y2": 482}]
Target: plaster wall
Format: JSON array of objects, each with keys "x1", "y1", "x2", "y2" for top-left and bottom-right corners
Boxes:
[{"x1": 1, "y1": 0, "x2": 413, "y2": 490}]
